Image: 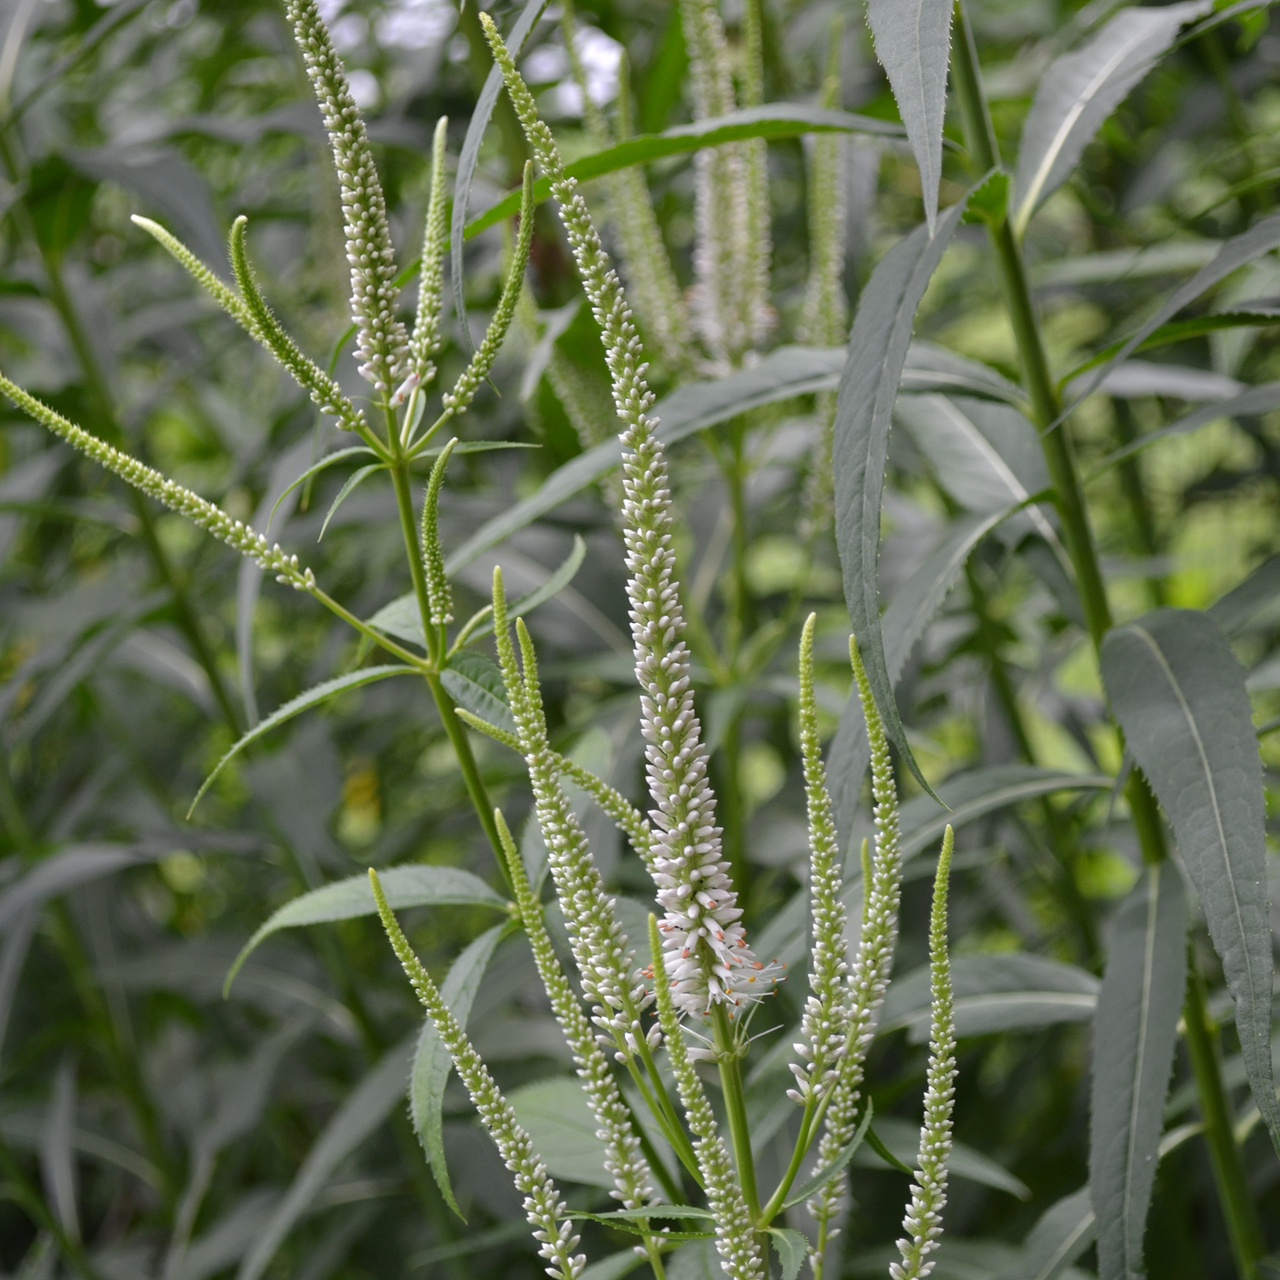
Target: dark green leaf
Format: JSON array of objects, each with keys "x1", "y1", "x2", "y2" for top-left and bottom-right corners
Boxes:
[
  {"x1": 412, "y1": 923, "x2": 512, "y2": 1218},
  {"x1": 224, "y1": 866, "x2": 508, "y2": 994},
  {"x1": 189, "y1": 666, "x2": 419, "y2": 817},
  {"x1": 1101, "y1": 608, "x2": 1280, "y2": 1157},
  {"x1": 766, "y1": 1227, "x2": 809, "y2": 1280},
  {"x1": 866, "y1": 0, "x2": 954, "y2": 233},
  {"x1": 579, "y1": 1252, "x2": 649, "y2": 1280},
  {"x1": 1011, "y1": 2, "x2": 1214, "y2": 235},
  {"x1": 856, "y1": 1117, "x2": 1031, "y2": 1197},
  {"x1": 1090, "y1": 862, "x2": 1187, "y2": 1280},
  {"x1": 782, "y1": 1104, "x2": 875, "y2": 1209},
  {"x1": 833, "y1": 199, "x2": 968, "y2": 801},
  {"x1": 509, "y1": 1076, "x2": 612, "y2": 1188},
  {"x1": 441, "y1": 651, "x2": 517, "y2": 736}
]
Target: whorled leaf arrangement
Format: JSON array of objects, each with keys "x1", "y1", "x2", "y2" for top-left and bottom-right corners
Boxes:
[{"x1": 0, "y1": 3, "x2": 961, "y2": 1277}]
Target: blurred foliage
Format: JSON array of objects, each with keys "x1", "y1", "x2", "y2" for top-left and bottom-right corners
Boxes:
[{"x1": 1, "y1": 0, "x2": 1279, "y2": 1278}]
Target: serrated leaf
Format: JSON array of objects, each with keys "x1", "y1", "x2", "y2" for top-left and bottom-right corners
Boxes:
[
  {"x1": 782, "y1": 1104, "x2": 875, "y2": 1209},
  {"x1": 1011, "y1": 2, "x2": 1214, "y2": 235},
  {"x1": 188, "y1": 666, "x2": 418, "y2": 816},
  {"x1": 411, "y1": 923, "x2": 511, "y2": 1219},
  {"x1": 833, "y1": 199, "x2": 968, "y2": 801},
  {"x1": 1100, "y1": 609, "x2": 1280, "y2": 1158},
  {"x1": 441, "y1": 651, "x2": 517, "y2": 736},
  {"x1": 508, "y1": 1076, "x2": 612, "y2": 1187},
  {"x1": 224, "y1": 866, "x2": 508, "y2": 994},
  {"x1": 1090, "y1": 862, "x2": 1187, "y2": 1280},
  {"x1": 766, "y1": 1227, "x2": 809, "y2": 1280},
  {"x1": 1064, "y1": 212, "x2": 1280, "y2": 416},
  {"x1": 881, "y1": 953, "x2": 1099, "y2": 1042},
  {"x1": 867, "y1": 0, "x2": 954, "y2": 234},
  {"x1": 235, "y1": 1036, "x2": 414, "y2": 1280},
  {"x1": 1087, "y1": 380, "x2": 1280, "y2": 480}
]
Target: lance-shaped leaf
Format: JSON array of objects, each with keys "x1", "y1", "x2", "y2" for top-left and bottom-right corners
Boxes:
[
  {"x1": 998, "y1": 1186, "x2": 1096, "y2": 1280},
  {"x1": 1011, "y1": 1, "x2": 1213, "y2": 236},
  {"x1": 833, "y1": 199, "x2": 968, "y2": 799},
  {"x1": 188, "y1": 666, "x2": 419, "y2": 816},
  {"x1": 236, "y1": 1036, "x2": 415, "y2": 1280},
  {"x1": 1090, "y1": 861, "x2": 1187, "y2": 1280},
  {"x1": 441, "y1": 651, "x2": 517, "y2": 736},
  {"x1": 1209, "y1": 553, "x2": 1280, "y2": 637},
  {"x1": 866, "y1": 0, "x2": 953, "y2": 234},
  {"x1": 766, "y1": 1228, "x2": 809, "y2": 1280},
  {"x1": 1101, "y1": 608, "x2": 1280, "y2": 1157},
  {"x1": 224, "y1": 866, "x2": 509, "y2": 994},
  {"x1": 411, "y1": 923, "x2": 511, "y2": 1217}
]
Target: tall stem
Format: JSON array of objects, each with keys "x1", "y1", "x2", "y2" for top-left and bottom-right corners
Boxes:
[
  {"x1": 711, "y1": 1002, "x2": 759, "y2": 1222},
  {"x1": 951, "y1": 4, "x2": 1261, "y2": 1267}
]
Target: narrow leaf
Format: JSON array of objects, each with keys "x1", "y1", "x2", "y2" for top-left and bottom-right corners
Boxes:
[
  {"x1": 998, "y1": 1186, "x2": 1096, "y2": 1280},
  {"x1": 866, "y1": 0, "x2": 954, "y2": 234},
  {"x1": 189, "y1": 666, "x2": 418, "y2": 816},
  {"x1": 318, "y1": 463, "x2": 383, "y2": 540},
  {"x1": 1101, "y1": 608, "x2": 1280, "y2": 1157},
  {"x1": 766, "y1": 1227, "x2": 809, "y2": 1280},
  {"x1": 579, "y1": 1252, "x2": 648, "y2": 1280},
  {"x1": 1012, "y1": 2, "x2": 1213, "y2": 235},
  {"x1": 1209, "y1": 554, "x2": 1280, "y2": 637},
  {"x1": 266, "y1": 446, "x2": 376, "y2": 534},
  {"x1": 236, "y1": 1036, "x2": 415, "y2": 1280},
  {"x1": 1090, "y1": 861, "x2": 1188, "y2": 1280},
  {"x1": 411, "y1": 923, "x2": 510, "y2": 1218},
  {"x1": 461, "y1": 534, "x2": 587, "y2": 643},
  {"x1": 1066, "y1": 359, "x2": 1243, "y2": 403},
  {"x1": 224, "y1": 866, "x2": 508, "y2": 994},
  {"x1": 782, "y1": 1104, "x2": 875, "y2": 1209},
  {"x1": 833, "y1": 199, "x2": 968, "y2": 800},
  {"x1": 441, "y1": 651, "x2": 517, "y2": 736},
  {"x1": 900, "y1": 341, "x2": 1026, "y2": 406},
  {"x1": 855, "y1": 1117, "x2": 1031, "y2": 1198}
]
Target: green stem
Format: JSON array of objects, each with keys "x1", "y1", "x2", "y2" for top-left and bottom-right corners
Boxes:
[
  {"x1": 1183, "y1": 960, "x2": 1264, "y2": 1279},
  {"x1": 633, "y1": 1038, "x2": 702, "y2": 1183},
  {"x1": 710, "y1": 1002, "x2": 759, "y2": 1222},
  {"x1": 1111, "y1": 399, "x2": 1166, "y2": 609},
  {"x1": 758, "y1": 1100, "x2": 816, "y2": 1226}
]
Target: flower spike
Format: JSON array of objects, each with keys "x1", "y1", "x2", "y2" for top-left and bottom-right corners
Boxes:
[
  {"x1": 369, "y1": 870, "x2": 585, "y2": 1280},
  {"x1": 891, "y1": 826, "x2": 957, "y2": 1280},
  {"x1": 285, "y1": 0, "x2": 408, "y2": 394},
  {"x1": 409, "y1": 115, "x2": 450, "y2": 387},
  {"x1": 420, "y1": 438, "x2": 457, "y2": 629}
]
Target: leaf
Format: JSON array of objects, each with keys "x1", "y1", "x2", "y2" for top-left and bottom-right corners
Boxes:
[
  {"x1": 0, "y1": 843, "x2": 157, "y2": 932},
  {"x1": 863, "y1": 1126, "x2": 914, "y2": 1175},
  {"x1": 766, "y1": 1227, "x2": 809, "y2": 1280},
  {"x1": 900, "y1": 341, "x2": 1026, "y2": 406},
  {"x1": 1100, "y1": 608, "x2": 1280, "y2": 1158},
  {"x1": 1209, "y1": 553, "x2": 1280, "y2": 636},
  {"x1": 866, "y1": 0, "x2": 954, "y2": 234},
  {"x1": 881, "y1": 953, "x2": 1100, "y2": 1042},
  {"x1": 1065, "y1": 212, "x2": 1280, "y2": 416},
  {"x1": 1087, "y1": 380, "x2": 1280, "y2": 480},
  {"x1": 1029, "y1": 240, "x2": 1221, "y2": 288},
  {"x1": 1066, "y1": 359, "x2": 1244, "y2": 403},
  {"x1": 833, "y1": 199, "x2": 968, "y2": 801},
  {"x1": 854, "y1": 1117, "x2": 1031, "y2": 1198},
  {"x1": 460, "y1": 534, "x2": 587, "y2": 643},
  {"x1": 451, "y1": 0, "x2": 551, "y2": 357},
  {"x1": 579, "y1": 1252, "x2": 648, "y2": 1280},
  {"x1": 997, "y1": 1186, "x2": 1096, "y2": 1280},
  {"x1": 188, "y1": 666, "x2": 419, "y2": 817},
  {"x1": 576, "y1": 1206, "x2": 716, "y2": 1223},
  {"x1": 1089, "y1": 862, "x2": 1187, "y2": 1280},
  {"x1": 441, "y1": 651, "x2": 517, "y2": 736},
  {"x1": 224, "y1": 866, "x2": 508, "y2": 994},
  {"x1": 318, "y1": 464, "x2": 383, "y2": 540},
  {"x1": 508, "y1": 1076, "x2": 612, "y2": 1187},
  {"x1": 39, "y1": 1057, "x2": 79, "y2": 1241},
  {"x1": 460, "y1": 104, "x2": 907, "y2": 247},
  {"x1": 234, "y1": 1037, "x2": 414, "y2": 1280},
  {"x1": 828, "y1": 509, "x2": 1018, "y2": 845},
  {"x1": 1011, "y1": 2, "x2": 1214, "y2": 235},
  {"x1": 265, "y1": 446, "x2": 376, "y2": 535},
  {"x1": 411, "y1": 923, "x2": 510, "y2": 1218},
  {"x1": 783, "y1": 1104, "x2": 875, "y2": 1209}
]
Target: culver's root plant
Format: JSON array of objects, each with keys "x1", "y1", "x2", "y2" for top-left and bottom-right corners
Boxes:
[{"x1": 4, "y1": 0, "x2": 1280, "y2": 1278}]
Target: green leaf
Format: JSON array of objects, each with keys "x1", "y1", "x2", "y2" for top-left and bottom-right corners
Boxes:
[
  {"x1": 1101, "y1": 608, "x2": 1280, "y2": 1158},
  {"x1": 224, "y1": 865, "x2": 508, "y2": 995},
  {"x1": 833, "y1": 199, "x2": 968, "y2": 802},
  {"x1": 856, "y1": 1117, "x2": 1031, "y2": 1198},
  {"x1": 460, "y1": 533, "x2": 588, "y2": 643},
  {"x1": 1065, "y1": 212, "x2": 1280, "y2": 415},
  {"x1": 579, "y1": 1252, "x2": 649, "y2": 1280},
  {"x1": 1069, "y1": 359, "x2": 1244, "y2": 403},
  {"x1": 782, "y1": 1104, "x2": 875, "y2": 1209},
  {"x1": 1209, "y1": 553, "x2": 1280, "y2": 636},
  {"x1": 1087, "y1": 381, "x2": 1280, "y2": 480},
  {"x1": 1029, "y1": 240, "x2": 1221, "y2": 288},
  {"x1": 508, "y1": 1076, "x2": 612, "y2": 1187},
  {"x1": 451, "y1": 0, "x2": 551, "y2": 358},
  {"x1": 766, "y1": 1227, "x2": 809, "y2": 1280},
  {"x1": 900, "y1": 341, "x2": 1026, "y2": 406},
  {"x1": 866, "y1": 0, "x2": 954, "y2": 234},
  {"x1": 411, "y1": 923, "x2": 511, "y2": 1218},
  {"x1": 266, "y1": 446, "x2": 376, "y2": 534},
  {"x1": 188, "y1": 665, "x2": 418, "y2": 817},
  {"x1": 235, "y1": 1036, "x2": 415, "y2": 1280},
  {"x1": 996, "y1": 1186, "x2": 1096, "y2": 1280},
  {"x1": 1090, "y1": 862, "x2": 1187, "y2": 1280},
  {"x1": 963, "y1": 168, "x2": 1010, "y2": 228},
  {"x1": 441, "y1": 651, "x2": 517, "y2": 736},
  {"x1": 862, "y1": 1124, "x2": 914, "y2": 1176},
  {"x1": 318, "y1": 463, "x2": 383, "y2": 540},
  {"x1": 1011, "y1": 2, "x2": 1214, "y2": 235},
  {"x1": 365, "y1": 594, "x2": 426, "y2": 649},
  {"x1": 881, "y1": 953, "x2": 1099, "y2": 1042},
  {"x1": 460, "y1": 105, "x2": 907, "y2": 247},
  {"x1": 829, "y1": 508, "x2": 1020, "y2": 845}
]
